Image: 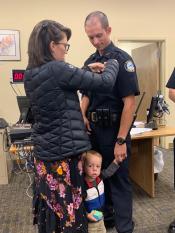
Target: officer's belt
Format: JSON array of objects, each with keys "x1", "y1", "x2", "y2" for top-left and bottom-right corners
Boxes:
[{"x1": 87, "y1": 110, "x2": 120, "y2": 124}]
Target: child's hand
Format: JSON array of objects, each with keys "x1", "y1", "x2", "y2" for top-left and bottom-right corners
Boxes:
[
  {"x1": 114, "y1": 155, "x2": 124, "y2": 164},
  {"x1": 87, "y1": 211, "x2": 98, "y2": 222},
  {"x1": 77, "y1": 158, "x2": 83, "y2": 175}
]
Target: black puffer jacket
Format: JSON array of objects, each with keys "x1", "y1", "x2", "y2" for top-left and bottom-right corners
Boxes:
[{"x1": 24, "y1": 59, "x2": 119, "y2": 161}]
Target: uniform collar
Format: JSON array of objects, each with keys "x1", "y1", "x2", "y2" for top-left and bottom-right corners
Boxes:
[{"x1": 95, "y1": 41, "x2": 116, "y2": 58}]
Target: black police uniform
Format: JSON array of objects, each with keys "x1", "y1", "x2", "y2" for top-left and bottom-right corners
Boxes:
[
  {"x1": 83, "y1": 42, "x2": 140, "y2": 233},
  {"x1": 166, "y1": 68, "x2": 175, "y2": 233},
  {"x1": 166, "y1": 68, "x2": 175, "y2": 89}
]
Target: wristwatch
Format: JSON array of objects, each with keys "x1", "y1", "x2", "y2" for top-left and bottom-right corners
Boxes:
[{"x1": 116, "y1": 137, "x2": 126, "y2": 145}]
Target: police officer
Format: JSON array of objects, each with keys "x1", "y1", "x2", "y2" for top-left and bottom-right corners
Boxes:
[
  {"x1": 81, "y1": 11, "x2": 140, "y2": 233},
  {"x1": 166, "y1": 68, "x2": 175, "y2": 233},
  {"x1": 167, "y1": 68, "x2": 175, "y2": 103}
]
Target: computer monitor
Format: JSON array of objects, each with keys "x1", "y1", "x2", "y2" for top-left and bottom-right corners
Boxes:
[
  {"x1": 145, "y1": 96, "x2": 158, "y2": 129},
  {"x1": 17, "y1": 96, "x2": 33, "y2": 124}
]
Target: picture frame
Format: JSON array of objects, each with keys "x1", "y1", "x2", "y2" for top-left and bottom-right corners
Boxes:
[{"x1": 0, "y1": 30, "x2": 20, "y2": 61}]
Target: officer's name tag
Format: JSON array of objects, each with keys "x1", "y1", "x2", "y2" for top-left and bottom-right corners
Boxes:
[{"x1": 124, "y1": 60, "x2": 135, "y2": 72}]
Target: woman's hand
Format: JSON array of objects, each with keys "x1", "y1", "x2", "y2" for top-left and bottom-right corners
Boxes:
[
  {"x1": 88, "y1": 62, "x2": 105, "y2": 73},
  {"x1": 82, "y1": 115, "x2": 91, "y2": 133}
]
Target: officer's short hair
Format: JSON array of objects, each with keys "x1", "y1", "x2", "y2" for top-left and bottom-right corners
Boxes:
[{"x1": 84, "y1": 11, "x2": 109, "y2": 29}]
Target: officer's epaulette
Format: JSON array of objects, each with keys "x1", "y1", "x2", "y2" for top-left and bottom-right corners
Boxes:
[{"x1": 114, "y1": 47, "x2": 133, "y2": 61}]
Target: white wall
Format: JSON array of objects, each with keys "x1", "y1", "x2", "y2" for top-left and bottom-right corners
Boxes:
[
  {"x1": 118, "y1": 42, "x2": 151, "y2": 56},
  {"x1": 1, "y1": 0, "x2": 175, "y2": 146}
]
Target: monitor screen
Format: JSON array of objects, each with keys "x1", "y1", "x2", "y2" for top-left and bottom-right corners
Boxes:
[
  {"x1": 145, "y1": 96, "x2": 158, "y2": 129},
  {"x1": 16, "y1": 96, "x2": 33, "y2": 124}
]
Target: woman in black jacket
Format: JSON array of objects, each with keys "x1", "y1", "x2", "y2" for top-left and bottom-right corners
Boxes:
[{"x1": 24, "y1": 19, "x2": 119, "y2": 233}]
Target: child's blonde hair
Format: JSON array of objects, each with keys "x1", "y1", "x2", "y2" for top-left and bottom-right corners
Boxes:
[{"x1": 82, "y1": 150, "x2": 102, "y2": 166}]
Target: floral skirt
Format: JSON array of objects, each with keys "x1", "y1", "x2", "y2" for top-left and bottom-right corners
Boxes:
[{"x1": 33, "y1": 156, "x2": 88, "y2": 233}]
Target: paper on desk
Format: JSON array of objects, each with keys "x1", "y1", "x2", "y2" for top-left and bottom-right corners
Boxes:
[
  {"x1": 130, "y1": 127, "x2": 152, "y2": 135},
  {"x1": 133, "y1": 121, "x2": 145, "y2": 127}
]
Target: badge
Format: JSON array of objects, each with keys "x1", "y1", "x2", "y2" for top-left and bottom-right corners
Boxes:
[
  {"x1": 124, "y1": 60, "x2": 135, "y2": 72},
  {"x1": 68, "y1": 64, "x2": 74, "y2": 69}
]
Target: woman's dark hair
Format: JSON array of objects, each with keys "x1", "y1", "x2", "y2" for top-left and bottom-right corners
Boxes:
[{"x1": 27, "y1": 19, "x2": 71, "y2": 69}]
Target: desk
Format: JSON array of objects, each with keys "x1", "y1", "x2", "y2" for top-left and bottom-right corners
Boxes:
[{"x1": 130, "y1": 126, "x2": 175, "y2": 197}]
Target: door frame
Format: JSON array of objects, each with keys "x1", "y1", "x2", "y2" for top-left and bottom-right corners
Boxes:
[
  {"x1": 117, "y1": 39, "x2": 166, "y2": 147},
  {"x1": 117, "y1": 39, "x2": 165, "y2": 96}
]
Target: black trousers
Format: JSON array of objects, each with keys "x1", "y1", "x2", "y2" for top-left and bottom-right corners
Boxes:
[{"x1": 89, "y1": 122, "x2": 133, "y2": 233}]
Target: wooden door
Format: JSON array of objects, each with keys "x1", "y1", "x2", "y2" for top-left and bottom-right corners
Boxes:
[{"x1": 132, "y1": 43, "x2": 160, "y2": 121}]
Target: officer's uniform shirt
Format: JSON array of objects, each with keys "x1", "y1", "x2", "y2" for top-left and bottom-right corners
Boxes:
[
  {"x1": 166, "y1": 68, "x2": 175, "y2": 89},
  {"x1": 83, "y1": 42, "x2": 140, "y2": 114}
]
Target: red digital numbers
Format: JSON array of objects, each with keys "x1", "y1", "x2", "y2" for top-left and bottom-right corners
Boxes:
[
  {"x1": 14, "y1": 72, "x2": 24, "y2": 80},
  {"x1": 12, "y1": 70, "x2": 25, "y2": 83}
]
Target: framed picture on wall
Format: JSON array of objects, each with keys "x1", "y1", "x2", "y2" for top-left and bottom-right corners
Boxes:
[{"x1": 0, "y1": 30, "x2": 20, "y2": 61}]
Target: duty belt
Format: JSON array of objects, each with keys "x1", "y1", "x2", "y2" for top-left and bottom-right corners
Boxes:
[{"x1": 87, "y1": 109, "x2": 120, "y2": 126}]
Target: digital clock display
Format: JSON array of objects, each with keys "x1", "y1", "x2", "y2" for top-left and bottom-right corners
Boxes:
[{"x1": 12, "y1": 70, "x2": 25, "y2": 83}]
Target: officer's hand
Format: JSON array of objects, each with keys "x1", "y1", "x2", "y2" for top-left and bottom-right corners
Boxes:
[
  {"x1": 83, "y1": 116, "x2": 91, "y2": 133},
  {"x1": 88, "y1": 62, "x2": 105, "y2": 73},
  {"x1": 114, "y1": 143, "x2": 127, "y2": 162}
]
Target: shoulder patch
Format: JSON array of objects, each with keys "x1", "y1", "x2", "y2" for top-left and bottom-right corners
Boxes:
[{"x1": 124, "y1": 60, "x2": 135, "y2": 72}]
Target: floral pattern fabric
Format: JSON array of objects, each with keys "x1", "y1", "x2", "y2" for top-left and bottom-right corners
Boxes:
[{"x1": 33, "y1": 156, "x2": 87, "y2": 233}]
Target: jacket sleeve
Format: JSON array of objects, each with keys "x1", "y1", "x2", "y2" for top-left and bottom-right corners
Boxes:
[
  {"x1": 51, "y1": 59, "x2": 119, "y2": 92},
  {"x1": 101, "y1": 161, "x2": 120, "y2": 179}
]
